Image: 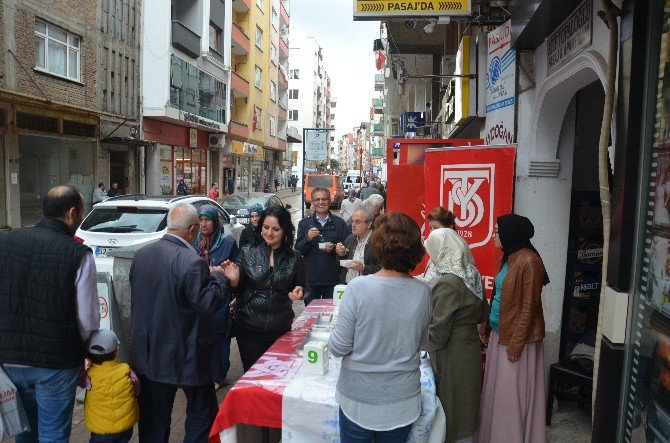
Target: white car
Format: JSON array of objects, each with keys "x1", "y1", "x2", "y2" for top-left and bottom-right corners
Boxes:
[{"x1": 75, "y1": 195, "x2": 244, "y2": 273}]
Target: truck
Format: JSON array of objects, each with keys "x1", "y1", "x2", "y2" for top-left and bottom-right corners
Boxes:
[{"x1": 342, "y1": 170, "x2": 363, "y2": 194}]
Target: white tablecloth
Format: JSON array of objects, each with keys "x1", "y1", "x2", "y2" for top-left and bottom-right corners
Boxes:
[{"x1": 281, "y1": 358, "x2": 446, "y2": 442}]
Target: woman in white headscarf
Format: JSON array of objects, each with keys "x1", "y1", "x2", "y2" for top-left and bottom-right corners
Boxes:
[
  {"x1": 424, "y1": 228, "x2": 489, "y2": 443},
  {"x1": 419, "y1": 225, "x2": 475, "y2": 287}
]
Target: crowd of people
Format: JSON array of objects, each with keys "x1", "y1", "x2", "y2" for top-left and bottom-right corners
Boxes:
[{"x1": 0, "y1": 183, "x2": 550, "y2": 443}]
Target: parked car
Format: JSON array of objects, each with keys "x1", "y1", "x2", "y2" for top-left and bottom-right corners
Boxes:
[
  {"x1": 303, "y1": 174, "x2": 344, "y2": 210},
  {"x1": 220, "y1": 192, "x2": 290, "y2": 225},
  {"x1": 75, "y1": 195, "x2": 244, "y2": 273}
]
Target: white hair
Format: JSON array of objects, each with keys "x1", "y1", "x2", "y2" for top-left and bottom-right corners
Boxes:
[
  {"x1": 364, "y1": 193, "x2": 384, "y2": 209},
  {"x1": 167, "y1": 203, "x2": 198, "y2": 230}
]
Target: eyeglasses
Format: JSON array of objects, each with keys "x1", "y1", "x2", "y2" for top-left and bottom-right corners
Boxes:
[{"x1": 351, "y1": 219, "x2": 370, "y2": 225}]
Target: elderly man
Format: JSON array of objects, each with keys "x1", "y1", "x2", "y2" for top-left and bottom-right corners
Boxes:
[
  {"x1": 359, "y1": 180, "x2": 380, "y2": 201},
  {"x1": 130, "y1": 203, "x2": 230, "y2": 442},
  {"x1": 296, "y1": 187, "x2": 348, "y2": 305},
  {"x1": 363, "y1": 193, "x2": 385, "y2": 224},
  {"x1": 335, "y1": 207, "x2": 381, "y2": 283},
  {"x1": 92, "y1": 182, "x2": 107, "y2": 204},
  {"x1": 0, "y1": 186, "x2": 100, "y2": 442}
]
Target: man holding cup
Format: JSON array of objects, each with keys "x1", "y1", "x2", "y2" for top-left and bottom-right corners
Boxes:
[{"x1": 296, "y1": 187, "x2": 347, "y2": 305}]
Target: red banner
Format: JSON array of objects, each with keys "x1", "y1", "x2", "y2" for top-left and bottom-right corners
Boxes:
[
  {"x1": 386, "y1": 138, "x2": 483, "y2": 274},
  {"x1": 424, "y1": 146, "x2": 516, "y2": 298}
]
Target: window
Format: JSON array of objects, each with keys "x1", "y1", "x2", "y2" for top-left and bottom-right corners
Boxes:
[
  {"x1": 34, "y1": 19, "x2": 81, "y2": 81},
  {"x1": 288, "y1": 109, "x2": 298, "y2": 121},
  {"x1": 270, "y1": 44, "x2": 278, "y2": 65},
  {"x1": 209, "y1": 23, "x2": 222, "y2": 54},
  {"x1": 271, "y1": 7, "x2": 279, "y2": 29},
  {"x1": 269, "y1": 115, "x2": 276, "y2": 136},
  {"x1": 289, "y1": 89, "x2": 299, "y2": 99},
  {"x1": 289, "y1": 69, "x2": 299, "y2": 79},
  {"x1": 270, "y1": 81, "x2": 277, "y2": 101},
  {"x1": 255, "y1": 65, "x2": 262, "y2": 89},
  {"x1": 256, "y1": 0, "x2": 263, "y2": 8},
  {"x1": 255, "y1": 107, "x2": 262, "y2": 129},
  {"x1": 255, "y1": 26, "x2": 263, "y2": 49}
]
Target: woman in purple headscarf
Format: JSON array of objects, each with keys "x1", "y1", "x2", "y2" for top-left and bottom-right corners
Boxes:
[{"x1": 194, "y1": 205, "x2": 238, "y2": 385}]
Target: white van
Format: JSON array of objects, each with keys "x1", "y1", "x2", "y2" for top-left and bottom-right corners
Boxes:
[{"x1": 343, "y1": 170, "x2": 363, "y2": 194}]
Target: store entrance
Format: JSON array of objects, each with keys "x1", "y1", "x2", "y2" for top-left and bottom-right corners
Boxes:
[
  {"x1": 559, "y1": 81, "x2": 606, "y2": 365},
  {"x1": 109, "y1": 150, "x2": 126, "y2": 194}
]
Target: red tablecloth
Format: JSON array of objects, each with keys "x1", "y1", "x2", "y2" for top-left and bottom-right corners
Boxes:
[{"x1": 209, "y1": 300, "x2": 333, "y2": 442}]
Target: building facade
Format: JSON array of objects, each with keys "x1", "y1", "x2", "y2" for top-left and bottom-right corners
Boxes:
[{"x1": 0, "y1": 0, "x2": 143, "y2": 229}]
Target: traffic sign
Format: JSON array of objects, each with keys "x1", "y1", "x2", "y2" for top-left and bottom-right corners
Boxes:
[{"x1": 354, "y1": 0, "x2": 471, "y2": 20}]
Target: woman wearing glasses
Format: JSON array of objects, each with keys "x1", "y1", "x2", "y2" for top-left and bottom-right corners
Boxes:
[
  {"x1": 477, "y1": 214, "x2": 549, "y2": 443},
  {"x1": 335, "y1": 207, "x2": 381, "y2": 284}
]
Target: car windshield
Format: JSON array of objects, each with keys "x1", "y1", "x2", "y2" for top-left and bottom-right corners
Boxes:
[
  {"x1": 346, "y1": 176, "x2": 362, "y2": 183},
  {"x1": 307, "y1": 176, "x2": 333, "y2": 187},
  {"x1": 246, "y1": 196, "x2": 269, "y2": 207},
  {"x1": 80, "y1": 208, "x2": 168, "y2": 233},
  {"x1": 221, "y1": 194, "x2": 248, "y2": 208}
]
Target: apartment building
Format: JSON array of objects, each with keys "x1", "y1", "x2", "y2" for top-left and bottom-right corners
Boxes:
[
  {"x1": 0, "y1": 0, "x2": 143, "y2": 228},
  {"x1": 141, "y1": 0, "x2": 232, "y2": 196},
  {"x1": 287, "y1": 32, "x2": 334, "y2": 176}
]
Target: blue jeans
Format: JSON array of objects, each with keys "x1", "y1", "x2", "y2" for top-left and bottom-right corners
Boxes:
[
  {"x1": 4, "y1": 365, "x2": 80, "y2": 443},
  {"x1": 339, "y1": 408, "x2": 412, "y2": 443},
  {"x1": 89, "y1": 428, "x2": 133, "y2": 442}
]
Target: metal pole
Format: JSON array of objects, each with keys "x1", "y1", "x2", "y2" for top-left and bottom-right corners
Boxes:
[{"x1": 301, "y1": 127, "x2": 307, "y2": 219}]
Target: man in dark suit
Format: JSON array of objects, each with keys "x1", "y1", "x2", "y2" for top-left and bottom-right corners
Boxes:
[{"x1": 129, "y1": 203, "x2": 230, "y2": 442}]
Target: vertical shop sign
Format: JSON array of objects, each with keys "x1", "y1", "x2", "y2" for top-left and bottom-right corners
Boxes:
[
  {"x1": 189, "y1": 128, "x2": 198, "y2": 148},
  {"x1": 424, "y1": 146, "x2": 516, "y2": 297},
  {"x1": 484, "y1": 20, "x2": 516, "y2": 145}
]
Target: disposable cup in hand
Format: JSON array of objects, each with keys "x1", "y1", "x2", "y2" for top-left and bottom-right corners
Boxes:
[
  {"x1": 318, "y1": 242, "x2": 331, "y2": 250},
  {"x1": 339, "y1": 260, "x2": 352, "y2": 267}
]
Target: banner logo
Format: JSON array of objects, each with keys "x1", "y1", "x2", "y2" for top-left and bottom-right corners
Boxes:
[{"x1": 440, "y1": 164, "x2": 495, "y2": 248}]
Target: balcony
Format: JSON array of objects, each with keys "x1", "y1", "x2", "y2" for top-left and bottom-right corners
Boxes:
[
  {"x1": 278, "y1": 97, "x2": 287, "y2": 111},
  {"x1": 278, "y1": 106, "x2": 286, "y2": 120},
  {"x1": 228, "y1": 120, "x2": 249, "y2": 141},
  {"x1": 280, "y1": 1, "x2": 290, "y2": 24},
  {"x1": 171, "y1": 21, "x2": 201, "y2": 59},
  {"x1": 232, "y1": 23, "x2": 250, "y2": 55},
  {"x1": 279, "y1": 38, "x2": 289, "y2": 58},
  {"x1": 278, "y1": 70, "x2": 288, "y2": 89},
  {"x1": 278, "y1": 139, "x2": 287, "y2": 151},
  {"x1": 375, "y1": 73, "x2": 385, "y2": 91},
  {"x1": 231, "y1": 71, "x2": 249, "y2": 98},
  {"x1": 373, "y1": 98, "x2": 384, "y2": 114},
  {"x1": 232, "y1": 0, "x2": 250, "y2": 13},
  {"x1": 372, "y1": 123, "x2": 383, "y2": 134}
]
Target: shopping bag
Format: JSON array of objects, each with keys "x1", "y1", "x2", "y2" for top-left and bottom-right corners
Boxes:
[{"x1": 0, "y1": 365, "x2": 30, "y2": 441}]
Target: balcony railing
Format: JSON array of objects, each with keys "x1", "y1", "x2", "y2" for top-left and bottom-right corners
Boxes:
[
  {"x1": 232, "y1": 22, "x2": 250, "y2": 55},
  {"x1": 171, "y1": 21, "x2": 201, "y2": 59},
  {"x1": 280, "y1": 1, "x2": 290, "y2": 24},
  {"x1": 231, "y1": 71, "x2": 249, "y2": 98},
  {"x1": 279, "y1": 38, "x2": 289, "y2": 58},
  {"x1": 232, "y1": 0, "x2": 250, "y2": 13},
  {"x1": 228, "y1": 120, "x2": 249, "y2": 141},
  {"x1": 373, "y1": 98, "x2": 384, "y2": 108}
]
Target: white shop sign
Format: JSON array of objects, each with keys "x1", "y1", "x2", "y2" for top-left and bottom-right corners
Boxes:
[
  {"x1": 547, "y1": 0, "x2": 592, "y2": 75},
  {"x1": 484, "y1": 20, "x2": 515, "y2": 145}
]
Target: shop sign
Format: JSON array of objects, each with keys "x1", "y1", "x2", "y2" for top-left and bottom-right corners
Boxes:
[
  {"x1": 189, "y1": 128, "x2": 198, "y2": 148},
  {"x1": 401, "y1": 112, "x2": 426, "y2": 133},
  {"x1": 305, "y1": 130, "x2": 329, "y2": 162},
  {"x1": 484, "y1": 20, "x2": 515, "y2": 145},
  {"x1": 181, "y1": 111, "x2": 223, "y2": 131},
  {"x1": 547, "y1": 0, "x2": 592, "y2": 75},
  {"x1": 353, "y1": 0, "x2": 471, "y2": 20},
  {"x1": 424, "y1": 146, "x2": 516, "y2": 297}
]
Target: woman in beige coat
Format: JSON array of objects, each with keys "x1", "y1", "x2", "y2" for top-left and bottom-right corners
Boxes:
[{"x1": 424, "y1": 228, "x2": 488, "y2": 443}]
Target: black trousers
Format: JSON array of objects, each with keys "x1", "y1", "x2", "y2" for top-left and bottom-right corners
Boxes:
[
  {"x1": 137, "y1": 375, "x2": 218, "y2": 443},
  {"x1": 304, "y1": 285, "x2": 335, "y2": 306},
  {"x1": 236, "y1": 334, "x2": 276, "y2": 372}
]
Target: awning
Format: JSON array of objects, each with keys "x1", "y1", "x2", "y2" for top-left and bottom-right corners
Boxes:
[{"x1": 100, "y1": 136, "x2": 153, "y2": 148}]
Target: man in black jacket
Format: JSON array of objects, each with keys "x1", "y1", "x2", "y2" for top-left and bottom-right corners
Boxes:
[
  {"x1": 0, "y1": 186, "x2": 100, "y2": 442},
  {"x1": 130, "y1": 203, "x2": 229, "y2": 442},
  {"x1": 296, "y1": 187, "x2": 348, "y2": 305}
]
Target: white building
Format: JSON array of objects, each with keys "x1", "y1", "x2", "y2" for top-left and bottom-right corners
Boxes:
[
  {"x1": 288, "y1": 31, "x2": 334, "y2": 177},
  {"x1": 142, "y1": 0, "x2": 232, "y2": 196}
]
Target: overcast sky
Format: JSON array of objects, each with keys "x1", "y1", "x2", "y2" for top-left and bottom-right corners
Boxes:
[{"x1": 289, "y1": 0, "x2": 379, "y2": 142}]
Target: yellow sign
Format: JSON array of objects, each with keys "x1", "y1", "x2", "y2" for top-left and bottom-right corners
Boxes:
[
  {"x1": 189, "y1": 128, "x2": 198, "y2": 148},
  {"x1": 354, "y1": 0, "x2": 471, "y2": 19}
]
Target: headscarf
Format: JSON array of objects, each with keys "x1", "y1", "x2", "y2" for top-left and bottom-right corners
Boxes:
[
  {"x1": 196, "y1": 205, "x2": 225, "y2": 263},
  {"x1": 497, "y1": 214, "x2": 550, "y2": 285},
  {"x1": 248, "y1": 203, "x2": 263, "y2": 216},
  {"x1": 424, "y1": 228, "x2": 484, "y2": 300}
]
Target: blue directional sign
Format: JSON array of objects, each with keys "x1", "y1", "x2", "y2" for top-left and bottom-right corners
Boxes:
[{"x1": 401, "y1": 112, "x2": 426, "y2": 133}]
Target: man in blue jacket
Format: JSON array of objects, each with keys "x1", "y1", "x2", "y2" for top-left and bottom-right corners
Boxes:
[
  {"x1": 296, "y1": 187, "x2": 348, "y2": 305},
  {"x1": 130, "y1": 203, "x2": 230, "y2": 442}
]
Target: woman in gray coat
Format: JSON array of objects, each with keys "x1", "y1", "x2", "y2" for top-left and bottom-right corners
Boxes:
[{"x1": 424, "y1": 228, "x2": 489, "y2": 443}]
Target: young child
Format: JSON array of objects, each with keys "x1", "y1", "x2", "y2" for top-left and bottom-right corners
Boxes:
[{"x1": 83, "y1": 329, "x2": 140, "y2": 443}]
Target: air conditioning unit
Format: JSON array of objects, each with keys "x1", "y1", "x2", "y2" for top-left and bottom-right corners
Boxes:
[{"x1": 208, "y1": 133, "x2": 225, "y2": 149}]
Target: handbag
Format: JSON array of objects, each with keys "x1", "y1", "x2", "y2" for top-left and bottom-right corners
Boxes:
[{"x1": 0, "y1": 365, "x2": 30, "y2": 441}]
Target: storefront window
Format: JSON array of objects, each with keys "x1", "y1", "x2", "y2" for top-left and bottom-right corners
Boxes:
[
  {"x1": 159, "y1": 144, "x2": 173, "y2": 195},
  {"x1": 621, "y1": 4, "x2": 670, "y2": 441},
  {"x1": 18, "y1": 134, "x2": 95, "y2": 226},
  {"x1": 174, "y1": 146, "x2": 208, "y2": 196}
]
